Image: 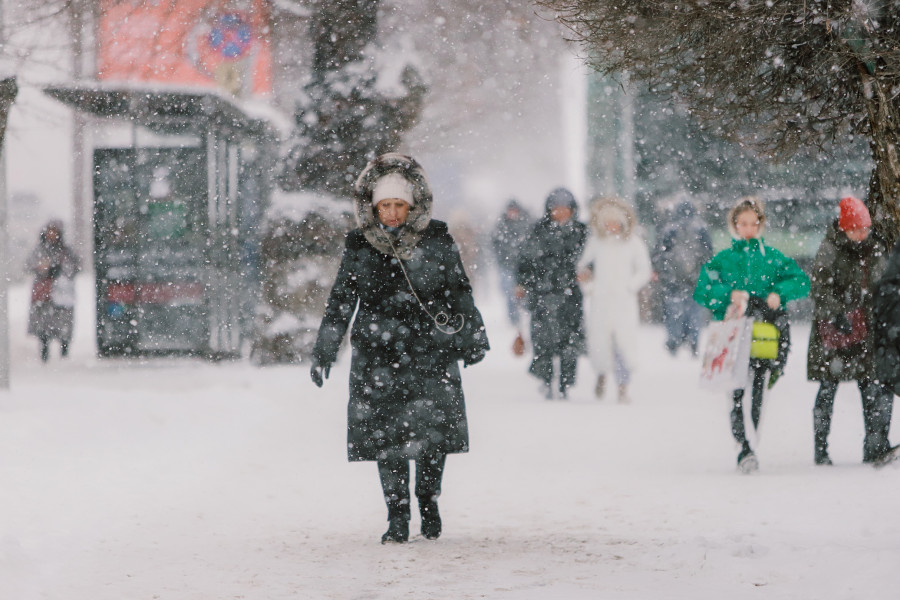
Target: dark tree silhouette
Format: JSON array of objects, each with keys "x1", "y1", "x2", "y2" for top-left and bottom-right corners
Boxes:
[
  {"x1": 279, "y1": 0, "x2": 426, "y2": 197},
  {"x1": 539, "y1": 0, "x2": 900, "y2": 242}
]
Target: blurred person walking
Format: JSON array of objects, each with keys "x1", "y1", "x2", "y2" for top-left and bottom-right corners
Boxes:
[
  {"x1": 309, "y1": 153, "x2": 489, "y2": 544},
  {"x1": 808, "y1": 196, "x2": 894, "y2": 466},
  {"x1": 577, "y1": 196, "x2": 652, "y2": 403},
  {"x1": 516, "y1": 188, "x2": 587, "y2": 399},
  {"x1": 491, "y1": 199, "x2": 532, "y2": 331},
  {"x1": 27, "y1": 220, "x2": 81, "y2": 362},
  {"x1": 651, "y1": 197, "x2": 713, "y2": 356}
]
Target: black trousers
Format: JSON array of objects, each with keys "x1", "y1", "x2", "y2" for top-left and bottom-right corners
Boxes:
[
  {"x1": 814, "y1": 379, "x2": 894, "y2": 462},
  {"x1": 530, "y1": 351, "x2": 579, "y2": 391},
  {"x1": 731, "y1": 361, "x2": 770, "y2": 447},
  {"x1": 377, "y1": 452, "x2": 446, "y2": 520},
  {"x1": 528, "y1": 296, "x2": 582, "y2": 392}
]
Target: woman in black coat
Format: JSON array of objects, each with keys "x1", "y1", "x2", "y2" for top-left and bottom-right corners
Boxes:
[{"x1": 310, "y1": 153, "x2": 489, "y2": 544}]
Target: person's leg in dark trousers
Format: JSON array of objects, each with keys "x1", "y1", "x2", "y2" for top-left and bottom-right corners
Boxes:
[
  {"x1": 813, "y1": 381, "x2": 838, "y2": 464},
  {"x1": 663, "y1": 297, "x2": 682, "y2": 354},
  {"x1": 39, "y1": 335, "x2": 50, "y2": 362},
  {"x1": 732, "y1": 364, "x2": 768, "y2": 442},
  {"x1": 415, "y1": 452, "x2": 446, "y2": 540},
  {"x1": 685, "y1": 299, "x2": 704, "y2": 356},
  {"x1": 528, "y1": 304, "x2": 555, "y2": 394},
  {"x1": 860, "y1": 380, "x2": 894, "y2": 463},
  {"x1": 731, "y1": 387, "x2": 754, "y2": 465},
  {"x1": 558, "y1": 341, "x2": 579, "y2": 398},
  {"x1": 731, "y1": 389, "x2": 748, "y2": 446},
  {"x1": 377, "y1": 458, "x2": 411, "y2": 543},
  {"x1": 748, "y1": 363, "x2": 768, "y2": 432},
  {"x1": 732, "y1": 364, "x2": 767, "y2": 467}
]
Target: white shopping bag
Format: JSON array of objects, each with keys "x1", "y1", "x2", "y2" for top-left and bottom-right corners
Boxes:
[
  {"x1": 51, "y1": 276, "x2": 76, "y2": 308},
  {"x1": 699, "y1": 317, "x2": 753, "y2": 391}
]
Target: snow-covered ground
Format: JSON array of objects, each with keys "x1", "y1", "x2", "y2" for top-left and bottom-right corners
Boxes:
[{"x1": 3, "y1": 275, "x2": 900, "y2": 599}]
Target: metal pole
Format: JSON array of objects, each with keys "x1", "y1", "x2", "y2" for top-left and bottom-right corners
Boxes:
[
  {"x1": 70, "y1": 0, "x2": 89, "y2": 262},
  {"x1": 0, "y1": 0, "x2": 15, "y2": 388},
  {"x1": 0, "y1": 135, "x2": 8, "y2": 389},
  {"x1": 0, "y1": 76, "x2": 19, "y2": 390}
]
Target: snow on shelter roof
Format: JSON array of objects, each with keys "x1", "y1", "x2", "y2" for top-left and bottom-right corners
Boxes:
[{"x1": 42, "y1": 81, "x2": 281, "y2": 139}]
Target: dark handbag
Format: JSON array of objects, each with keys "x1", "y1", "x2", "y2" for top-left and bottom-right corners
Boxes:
[{"x1": 818, "y1": 308, "x2": 867, "y2": 350}]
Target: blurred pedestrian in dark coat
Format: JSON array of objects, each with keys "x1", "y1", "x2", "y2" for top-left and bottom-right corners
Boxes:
[
  {"x1": 515, "y1": 187, "x2": 587, "y2": 399},
  {"x1": 651, "y1": 198, "x2": 713, "y2": 356},
  {"x1": 491, "y1": 199, "x2": 532, "y2": 328},
  {"x1": 28, "y1": 220, "x2": 81, "y2": 361},
  {"x1": 809, "y1": 196, "x2": 893, "y2": 465}
]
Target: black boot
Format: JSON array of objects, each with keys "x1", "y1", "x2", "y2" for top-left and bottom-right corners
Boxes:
[
  {"x1": 381, "y1": 506, "x2": 409, "y2": 544},
  {"x1": 60, "y1": 340, "x2": 69, "y2": 358},
  {"x1": 40, "y1": 338, "x2": 49, "y2": 363},
  {"x1": 419, "y1": 498, "x2": 442, "y2": 540},
  {"x1": 814, "y1": 443, "x2": 832, "y2": 466}
]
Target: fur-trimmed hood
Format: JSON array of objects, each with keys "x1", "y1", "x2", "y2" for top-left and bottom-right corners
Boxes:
[
  {"x1": 589, "y1": 196, "x2": 636, "y2": 239},
  {"x1": 354, "y1": 153, "x2": 433, "y2": 258},
  {"x1": 727, "y1": 199, "x2": 766, "y2": 239}
]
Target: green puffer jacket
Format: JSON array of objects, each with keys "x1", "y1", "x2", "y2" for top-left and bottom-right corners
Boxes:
[{"x1": 694, "y1": 237, "x2": 810, "y2": 321}]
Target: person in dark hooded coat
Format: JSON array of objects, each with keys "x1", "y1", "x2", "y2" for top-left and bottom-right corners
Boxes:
[
  {"x1": 515, "y1": 187, "x2": 587, "y2": 399},
  {"x1": 808, "y1": 196, "x2": 894, "y2": 466},
  {"x1": 310, "y1": 153, "x2": 489, "y2": 544},
  {"x1": 28, "y1": 220, "x2": 81, "y2": 361}
]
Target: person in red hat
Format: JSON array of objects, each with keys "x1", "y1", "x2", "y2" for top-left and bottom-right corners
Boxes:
[{"x1": 807, "y1": 195, "x2": 895, "y2": 466}]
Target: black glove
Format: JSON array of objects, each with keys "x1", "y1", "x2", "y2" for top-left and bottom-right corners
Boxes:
[
  {"x1": 463, "y1": 348, "x2": 486, "y2": 368},
  {"x1": 310, "y1": 358, "x2": 331, "y2": 388},
  {"x1": 832, "y1": 313, "x2": 853, "y2": 335}
]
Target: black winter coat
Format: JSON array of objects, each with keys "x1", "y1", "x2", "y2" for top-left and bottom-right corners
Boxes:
[
  {"x1": 873, "y1": 240, "x2": 900, "y2": 393},
  {"x1": 808, "y1": 221, "x2": 887, "y2": 382},
  {"x1": 313, "y1": 221, "x2": 489, "y2": 462},
  {"x1": 516, "y1": 215, "x2": 588, "y2": 353}
]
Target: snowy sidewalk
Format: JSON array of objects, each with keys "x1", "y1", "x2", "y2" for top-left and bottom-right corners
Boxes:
[{"x1": 2, "y1": 278, "x2": 900, "y2": 599}]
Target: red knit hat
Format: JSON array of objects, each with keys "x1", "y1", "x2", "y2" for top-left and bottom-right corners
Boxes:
[{"x1": 839, "y1": 196, "x2": 871, "y2": 231}]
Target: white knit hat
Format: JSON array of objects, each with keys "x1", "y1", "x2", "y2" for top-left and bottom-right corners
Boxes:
[{"x1": 372, "y1": 172, "x2": 415, "y2": 206}]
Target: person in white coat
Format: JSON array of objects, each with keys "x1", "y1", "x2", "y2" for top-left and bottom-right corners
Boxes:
[{"x1": 577, "y1": 196, "x2": 652, "y2": 402}]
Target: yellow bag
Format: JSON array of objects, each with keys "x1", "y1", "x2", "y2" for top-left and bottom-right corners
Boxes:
[{"x1": 750, "y1": 321, "x2": 780, "y2": 360}]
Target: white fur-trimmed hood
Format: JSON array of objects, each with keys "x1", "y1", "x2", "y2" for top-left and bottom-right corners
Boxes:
[{"x1": 353, "y1": 153, "x2": 433, "y2": 258}]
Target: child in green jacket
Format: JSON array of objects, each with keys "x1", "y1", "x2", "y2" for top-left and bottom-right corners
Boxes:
[{"x1": 694, "y1": 197, "x2": 810, "y2": 473}]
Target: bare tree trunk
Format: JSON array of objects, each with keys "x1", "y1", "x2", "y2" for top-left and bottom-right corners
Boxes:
[{"x1": 860, "y1": 70, "x2": 900, "y2": 247}]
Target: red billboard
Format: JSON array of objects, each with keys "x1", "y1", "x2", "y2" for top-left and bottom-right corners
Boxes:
[{"x1": 98, "y1": 0, "x2": 273, "y2": 97}]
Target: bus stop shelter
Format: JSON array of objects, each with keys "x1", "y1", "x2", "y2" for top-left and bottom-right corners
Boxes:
[{"x1": 44, "y1": 84, "x2": 275, "y2": 358}]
